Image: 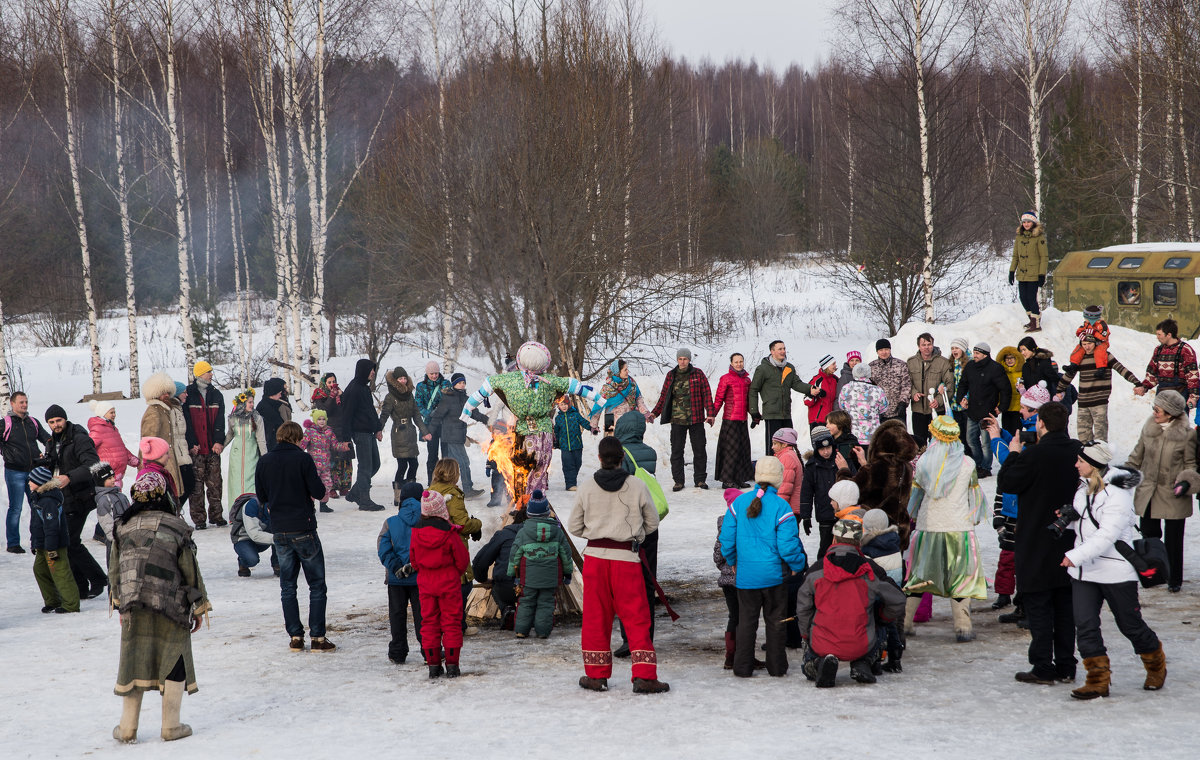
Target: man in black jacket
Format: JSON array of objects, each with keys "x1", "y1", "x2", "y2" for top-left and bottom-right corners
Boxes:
[
  {"x1": 258, "y1": 377, "x2": 292, "y2": 452},
  {"x1": 3, "y1": 391, "x2": 51, "y2": 552},
  {"x1": 955, "y1": 342, "x2": 1011, "y2": 478},
  {"x1": 996, "y1": 402, "x2": 1078, "y2": 685},
  {"x1": 340, "y1": 358, "x2": 385, "y2": 511},
  {"x1": 43, "y1": 405, "x2": 108, "y2": 598},
  {"x1": 256, "y1": 421, "x2": 333, "y2": 652},
  {"x1": 472, "y1": 510, "x2": 527, "y2": 628}
]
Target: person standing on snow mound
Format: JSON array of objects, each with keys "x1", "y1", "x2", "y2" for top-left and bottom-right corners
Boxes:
[
  {"x1": 650, "y1": 348, "x2": 716, "y2": 491},
  {"x1": 1010, "y1": 210, "x2": 1048, "y2": 333},
  {"x1": 183, "y1": 361, "x2": 227, "y2": 529},
  {"x1": 869, "y1": 339, "x2": 912, "y2": 428},
  {"x1": 340, "y1": 358, "x2": 386, "y2": 511},
  {"x1": 749, "y1": 340, "x2": 816, "y2": 453},
  {"x1": 461, "y1": 341, "x2": 603, "y2": 495},
  {"x1": 1135, "y1": 318, "x2": 1199, "y2": 411}
]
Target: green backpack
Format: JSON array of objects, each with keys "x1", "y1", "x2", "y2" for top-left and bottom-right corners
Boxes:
[{"x1": 624, "y1": 447, "x2": 668, "y2": 520}]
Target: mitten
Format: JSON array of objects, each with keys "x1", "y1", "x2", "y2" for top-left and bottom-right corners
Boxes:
[
  {"x1": 399, "y1": 563, "x2": 415, "y2": 578},
  {"x1": 1008, "y1": 271, "x2": 1015, "y2": 285},
  {"x1": 470, "y1": 530, "x2": 482, "y2": 542},
  {"x1": 1037, "y1": 275, "x2": 1046, "y2": 287},
  {"x1": 993, "y1": 515, "x2": 1005, "y2": 533},
  {"x1": 801, "y1": 518, "x2": 812, "y2": 536},
  {"x1": 750, "y1": 413, "x2": 762, "y2": 428}
]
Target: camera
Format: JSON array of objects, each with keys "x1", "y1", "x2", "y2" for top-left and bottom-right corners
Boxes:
[
  {"x1": 1019, "y1": 430, "x2": 1037, "y2": 445},
  {"x1": 1047, "y1": 505, "x2": 1080, "y2": 538}
]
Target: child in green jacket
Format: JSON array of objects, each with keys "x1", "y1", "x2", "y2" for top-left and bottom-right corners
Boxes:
[{"x1": 507, "y1": 490, "x2": 573, "y2": 638}]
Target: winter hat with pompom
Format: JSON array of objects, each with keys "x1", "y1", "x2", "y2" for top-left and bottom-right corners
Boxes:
[
  {"x1": 526, "y1": 489, "x2": 551, "y2": 517},
  {"x1": 1020, "y1": 381, "x2": 1051, "y2": 410},
  {"x1": 420, "y1": 490, "x2": 450, "y2": 521},
  {"x1": 89, "y1": 461, "x2": 115, "y2": 484},
  {"x1": 1079, "y1": 441, "x2": 1113, "y2": 469},
  {"x1": 1021, "y1": 211, "x2": 1038, "y2": 224},
  {"x1": 89, "y1": 399, "x2": 115, "y2": 419},
  {"x1": 139, "y1": 436, "x2": 170, "y2": 463}
]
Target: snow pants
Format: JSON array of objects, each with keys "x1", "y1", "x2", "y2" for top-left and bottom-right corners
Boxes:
[
  {"x1": 33, "y1": 548, "x2": 79, "y2": 612},
  {"x1": 387, "y1": 584, "x2": 423, "y2": 662},
  {"x1": 734, "y1": 584, "x2": 788, "y2": 677},
  {"x1": 515, "y1": 586, "x2": 556, "y2": 637},
  {"x1": 994, "y1": 549, "x2": 1016, "y2": 596},
  {"x1": 419, "y1": 587, "x2": 463, "y2": 665},
  {"x1": 582, "y1": 555, "x2": 657, "y2": 681},
  {"x1": 189, "y1": 453, "x2": 223, "y2": 526},
  {"x1": 1071, "y1": 579, "x2": 1159, "y2": 660}
]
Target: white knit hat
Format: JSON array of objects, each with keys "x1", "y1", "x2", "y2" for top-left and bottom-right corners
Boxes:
[{"x1": 828, "y1": 480, "x2": 860, "y2": 509}]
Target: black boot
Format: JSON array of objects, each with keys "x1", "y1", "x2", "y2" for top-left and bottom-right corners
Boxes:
[
  {"x1": 850, "y1": 658, "x2": 877, "y2": 684},
  {"x1": 991, "y1": 593, "x2": 1012, "y2": 610},
  {"x1": 882, "y1": 641, "x2": 904, "y2": 673},
  {"x1": 444, "y1": 649, "x2": 461, "y2": 678},
  {"x1": 998, "y1": 604, "x2": 1025, "y2": 624}
]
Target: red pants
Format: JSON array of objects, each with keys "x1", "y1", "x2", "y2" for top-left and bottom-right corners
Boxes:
[
  {"x1": 1069, "y1": 343, "x2": 1108, "y2": 368},
  {"x1": 581, "y1": 555, "x2": 657, "y2": 681},
  {"x1": 994, "y1": 549, "x2": 1016, "y2": 596},
  {"x1": 419, "y1": 588, "x2": 463, "y2": 664}
]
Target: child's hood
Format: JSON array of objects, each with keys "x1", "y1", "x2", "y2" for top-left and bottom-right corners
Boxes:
[
  {"x1": 398, "y1": 497, "x2": 421, "y2": 527},
  {"x1": 412, "y1": 517, "x2": 461, "y2": 551},
  {"x1": 861, "y1": 525, "x2": 900, "y2": 555},
  {"x1": 530, "y1": 517, "x2": 562, "y2": 543}
]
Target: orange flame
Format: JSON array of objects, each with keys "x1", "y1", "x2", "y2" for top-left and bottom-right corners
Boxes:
[{"x1": 483, "y1": 430, "x2": 537, "y2": 508}]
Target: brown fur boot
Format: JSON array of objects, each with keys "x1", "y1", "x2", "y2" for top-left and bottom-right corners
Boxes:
[
  {"x1": 1140, "y1": 644, "x2": 1167, "y2": 691},
  {"x1": 1071, "y1": 656, "x2": 1110, "y2": 700}
]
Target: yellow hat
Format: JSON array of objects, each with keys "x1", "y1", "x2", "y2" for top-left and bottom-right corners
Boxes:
[{"x1": 193, "y1": 360, "x2": 214, "y2": 377}]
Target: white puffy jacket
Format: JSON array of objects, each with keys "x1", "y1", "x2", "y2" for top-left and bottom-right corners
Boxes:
[{"x1": 1064, "y1": 467, "x2": 1141, "y2": 585}]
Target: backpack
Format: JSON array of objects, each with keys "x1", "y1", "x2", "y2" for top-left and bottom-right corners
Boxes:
[
  {"x1": 1083, "y1": 497, "x2": 1168, "y2": 588},
  {"x1": 3, "y1": 414, "x2": 43, "y2": 441},
  {"x1": 624, "y1": 447, "x2": 668, "y2": 520}
]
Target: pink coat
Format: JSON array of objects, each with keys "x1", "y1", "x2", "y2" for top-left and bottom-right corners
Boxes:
[
  {"x1": 87, "y1": 416, "x2": 137, "y2": 487},
  {"x1": 775, "y1": 446, "x2": 803, "y2": 515},
  {"x1": 713, "y1": 368, "x2": 751, "y2": 421}
]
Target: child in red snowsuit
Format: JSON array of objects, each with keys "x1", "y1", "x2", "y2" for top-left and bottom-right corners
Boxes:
[
  {"x1": 1070, "y1": 305, "x2": 1110, "y2": 370},
  {"x1": 805, "y1": 355, "x2": 839, "y2": 428},
  {"x1": 409, "y1": 489, "x2": 470, "y2": 678}
]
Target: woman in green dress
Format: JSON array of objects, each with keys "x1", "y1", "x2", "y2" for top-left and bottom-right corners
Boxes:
[{"x1": 225, "y1": 389, "x2": 268, "y2": 506}]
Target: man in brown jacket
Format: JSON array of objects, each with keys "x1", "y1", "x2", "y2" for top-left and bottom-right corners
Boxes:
[
  {"x1": 906, "y1": 333, "x2": 954, "y2": 448},
  {"x1": 568, "y1": 436, "x2": 668, "y2": 695}
]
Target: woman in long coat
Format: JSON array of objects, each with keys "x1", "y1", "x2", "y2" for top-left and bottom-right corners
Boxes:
[
  {"x1": 110, "y1": 469, "x2": 211, "y2": 743},
  {"x1": 379, "y1": 366, "x2": 431, "y2": 486},
  {"x1": 225, "y1": 389, "x2": 268, "y2": 506},
  {"x1": 713, "y1": 353, "x2": 754, "y2": 488}
]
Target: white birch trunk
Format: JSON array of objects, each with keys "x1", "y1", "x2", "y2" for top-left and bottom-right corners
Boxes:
[
  {"x1": 0, "y1": 294, "x2": 10, "y2": 412},
  {"x1": 1131, "y1": 0, "x2": 1143, "y2": 243},
  {"x1": 216, "y1": 11, "x2": 249, "y2": 385},
  {"x1": 282, "y1": 0, "x2": 303, "y2": 392},
  {"x1": 913, "y1": 0, "x2": 936, "y2": 323},
  {"x1": 108, "y1": 0, "x2": 139, "y2": 397},
  {"x1": 54, "y1": 0, "x2": 103, "y2": 392},
  {"x1": 161, "y1": 0, "x2": 196, "y2": 370}
]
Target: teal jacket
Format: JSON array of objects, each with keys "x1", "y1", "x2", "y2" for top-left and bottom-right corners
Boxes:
[
  {"x1": 553, "y1": 407, "x2": 589, "y2": 452},
  {"x1": 507, "y1": 516, "x2": 573, "y2": 589}
]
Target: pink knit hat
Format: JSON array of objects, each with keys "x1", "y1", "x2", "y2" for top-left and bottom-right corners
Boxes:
[
  {"x1": 1020, "y1": 380, "x2": 1051, "y2": 410},
  {"x1": 846, "y1": 350, "x2": 862, "y2": 362},
  {"x1": 723, "y1": 487, "x2": 742, "y2": 507},
  {"x1": 421, "y1": 490, "x2": 450, "y2": 521},
  {"x1": 139, "y1": 436, "x2": 170, "y2": 463}
]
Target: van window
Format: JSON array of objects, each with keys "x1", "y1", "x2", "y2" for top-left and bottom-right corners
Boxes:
[
  {"x1": 1118, "y1": 257, "x2": 1144, "y2": 269},
  {"x1": 1154, "y1": 282, "x2": 1177, "y2": 306},
  {"x1": 1118, "y1": 281, "x2": 1142, "y2": 306},
  {"x1": 1087, "y1": 257, "x2": 1112, "y2": 268},
  {"x1": 1165, "y1": 257, "x2": 1192, "y2": 269}
]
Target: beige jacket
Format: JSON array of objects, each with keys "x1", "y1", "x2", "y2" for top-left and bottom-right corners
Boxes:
[
  {"x1": 140, "y1": 400, "x2": 184, "y2": 496},
  {"x1": 1125, "y1": 416, "x2": 1197, "y2": 519},
  {"x1": 567, "y1": 470, "x2": 659, "y2": 562}
]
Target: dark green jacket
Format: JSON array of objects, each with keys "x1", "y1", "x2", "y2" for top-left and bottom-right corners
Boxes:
[
  {"x1": 507, "y1": 517, "x2": 573, "y2": 588},
  {"x1": 615, "y1": 411, "x2": 656, "y2": 475},
  {"x1": 749, "y1": 358, "x2": 813, "y2": 419}
]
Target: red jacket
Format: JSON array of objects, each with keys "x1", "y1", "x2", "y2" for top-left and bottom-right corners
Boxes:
[
  {"x1": 410, "y1": 517, "x2": 470, "y2": 596},
  {"x1": 795, "y1": 544, "x2": 906, "y2": 662},
  {"x1": 775, "y1": 446, "x2": 803, "y2": 514},
  {"x1": 804, "y1": 371, "x2": 838, "y2": 424},
  {"x1": 87, "y1": 417, "x2": 137, "y2": 485},
  {"x1": 713, "y1": 368, "x2": 751, "y2": 421}
]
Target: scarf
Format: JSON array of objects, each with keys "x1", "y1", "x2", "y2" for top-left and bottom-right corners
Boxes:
[
  {"x1": 594, "y1": 360, "x2": 641, "y2": 415},
  {"x1": 729, "y1": 365, "x2": 749, "y2": 379},
  {"x1": 768, "y1": 355, "x2": 786, "y2": 369}
]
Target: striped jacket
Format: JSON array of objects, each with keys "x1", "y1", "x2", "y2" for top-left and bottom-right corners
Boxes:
[
  {"x1": 1141, "y1": 340, "x2": 1199, "y2": 399},
  {"x1": 1058, "y1": 353, "x2": 1140, "y2": 409}
]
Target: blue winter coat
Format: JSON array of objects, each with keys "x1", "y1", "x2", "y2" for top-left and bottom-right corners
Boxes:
[
  {"x1": 29, "y1": 488, "x2": 69, "y2": 552},
  {"x1": 719, "y1": 485, "x2": 807, "y2": 590},
  {"x1": 990, "y1": 414, "x2": 1037, "y2": 519},
  {"x1": 553, "y1": 407, "x2": 589, "y2": 452},
  {"x1": 378, "y1": 497, "x2": 420, "y2": 586}
]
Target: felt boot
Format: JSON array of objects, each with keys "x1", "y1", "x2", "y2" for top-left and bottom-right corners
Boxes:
[
  {"x1": 951, "y1": 598, "x2": 975, "y2": 642},
  {"x1": 112, "y1": 692, "x2": 143, "y2": 743},
  {"x1": 160, "y1": 681, "x2": 192, "y2": 741},
  {"x1": 904, "y1": 596, "x2": 921, "y2": 635},
  {"x1": 1140, "y1": 644, "x2": 1166, "y2": 691},
  {"x1": 1071, "y1": 656, "x2": 1111, "y2": 700},
  {"x1": 1027, "y1": 314, "x2": 1042, "y2": 333}
]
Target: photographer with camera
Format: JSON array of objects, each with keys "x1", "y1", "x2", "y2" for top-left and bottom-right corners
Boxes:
[
  {"x1": 1124, "y1": 389, "x2": 1196, "y2": 593},
  {"x1": 985, "y1": 382, "x2": 1050, "y2": 619},
  {"x1": 995, "y1": 402, "x2": 1079, "y2": 685},
  {"x1": 1056, "y1": 442, "x2": 1165, "y2": 699}
]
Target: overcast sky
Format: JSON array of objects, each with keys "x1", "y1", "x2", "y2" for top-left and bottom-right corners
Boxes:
[{"x1": 644, "y1": 0, "x2": 839, "y2": 70}]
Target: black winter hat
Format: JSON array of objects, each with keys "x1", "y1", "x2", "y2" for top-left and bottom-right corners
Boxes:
[
  {"x1": 263, "y1": 377, "x2": 288, "y2": 398},
  {"x1": 45, "y1": 404, "x2": 67, "y2": 422},
  {"x1": 1018, "y1": 337, "x2": 1038, "y2": 352},
  {"x1": 398, "y1": 481, "x2": 424, "y2": 504},
  {"x1": 90, "y1": 461, "x2": 116, "y2": 484},
  {"x1": 451, "y1": 372, "x2": 466, "y2": 386},
  {"x1": 875, "y1": 339, "x2": 891, "y2": 352}
]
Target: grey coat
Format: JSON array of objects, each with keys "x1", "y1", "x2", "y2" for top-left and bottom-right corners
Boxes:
[
  {"x1": 379, "y1": 368, "x2": 430, "y2": 459},
  {"x1": 1125, "y1": 415, "x2": 1197, "y2": 519}
]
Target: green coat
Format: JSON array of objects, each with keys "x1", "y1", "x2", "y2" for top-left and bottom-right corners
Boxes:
[
  {"x1": 1010, "y1": 226, "x2": 1048, "y2": 281},
  {"x1": 749, "y1": 358, "x2": 813, "y2": 419},
  {"x1": 508, "y1": 516, "x2": 573, "y2": 588}
]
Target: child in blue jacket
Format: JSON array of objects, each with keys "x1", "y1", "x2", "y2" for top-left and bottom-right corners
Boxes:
[
  {"x1": 28, "y1": 466, "x2": 80, "y2": 613},
  {"x1": 719, "y1": 456, "x2": 808, "y2": 678},
  {"x1": 552, "y1": 395, "x2": 591, "y2": 490},
  {"x1": 378, "y1": 481, "x2": 424, "y2": 663}
]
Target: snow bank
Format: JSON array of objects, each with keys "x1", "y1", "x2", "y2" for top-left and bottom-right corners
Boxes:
[{"x1": 1100, "y1": 242, "x2": 1200, "y2": 253}]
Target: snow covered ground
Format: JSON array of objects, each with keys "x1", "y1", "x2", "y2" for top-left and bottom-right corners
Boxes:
[{"x1": 2, "y1": 258, "x2": 1197, "y2": 757}]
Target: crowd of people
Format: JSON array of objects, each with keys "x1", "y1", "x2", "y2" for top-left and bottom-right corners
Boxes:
[{"x1": 4, "y1": 295, "x2": 1197, "y2": 739}]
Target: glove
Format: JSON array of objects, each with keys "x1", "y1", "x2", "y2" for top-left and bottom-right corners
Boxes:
[
  {"x1": 1008, "y1": 271, "x2": 1015, "y2": 285},
  {"x1": 591, "y1": 427, "x2": 600, "y2": 436},
  {"x1": 1037, "y1": 275, "x2": 1046, "y2": 287},
  {"x1": 561, "y1": 575, "x2": 572, "y2": 586},
  {"x1": 815, "y1": 388, "x2": 826, "y2": 399},
  {"x1": 993, "y1": 515, "x2": 1005, "y2": 532},
  {"x1": 750, "y1": 413, "x2": 762, "y2": 428},
  {"x1": 470, "y1": 530, "x2": 482, "y2": 542},
  {"x1": 802, "y1": 518, "x2": 812, "y2": 536},
  {"x1": 398, "y1": 563, "x2": 415, "y2": 578}
]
